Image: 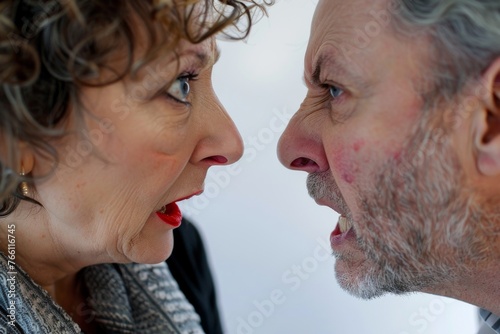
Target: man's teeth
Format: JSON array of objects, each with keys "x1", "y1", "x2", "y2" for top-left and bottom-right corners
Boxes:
[{"x1": 338, "y1": 216, "x2": 352, "y2": 233}]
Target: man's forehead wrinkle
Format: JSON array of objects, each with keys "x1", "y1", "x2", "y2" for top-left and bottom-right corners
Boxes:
[
  {"x1": 315, "y1": 0, "x2": 352, "y2": 26},
  {"x1": 314, "y1": 0, "x2": 387, "y2": 41},
  {"x1": 306, "y1": 28, "x2": 346, "y2": 82},
  {"x1": 308, "y1": 3, "x2": 365, "y2": 81}
]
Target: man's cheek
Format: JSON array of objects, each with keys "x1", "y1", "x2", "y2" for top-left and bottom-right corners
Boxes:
[
  {"x1": 329, "y1": 134, "x2": 404, "y2": 189},
  {"x1": 349, "y1": 139, "x2": 386, "y2": 183},
  {"x1": 327, "y1": 145, "x2": 358, "y2": 185},
  {"x1": 328, "y1": 138, "x2": 373, "y2": 185}
]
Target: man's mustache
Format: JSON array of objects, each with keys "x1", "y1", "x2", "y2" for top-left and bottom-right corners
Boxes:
[{"x1": 307, "y1": 172, "x2": 350, "y2": 215}]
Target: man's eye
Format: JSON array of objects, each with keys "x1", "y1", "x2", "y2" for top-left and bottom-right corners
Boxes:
[
  {"x1": 329, "y1": 85, "x2": 344, "y2": 99},
  {"x1": 167, "y1": 77, "x2": 191, "y2": 103}
]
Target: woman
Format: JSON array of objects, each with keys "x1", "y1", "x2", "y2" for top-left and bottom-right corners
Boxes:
[{"x1": 0, "y1": 0, "x2": 268, "y2": 333}]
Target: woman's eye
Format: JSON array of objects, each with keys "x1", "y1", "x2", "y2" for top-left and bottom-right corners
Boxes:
[
  {"x1": 329, "y1": 85, "x2": 344, "y2": 99},
  {"x1": 167, "y1": 77, "x2": 191, "y2": 103}
]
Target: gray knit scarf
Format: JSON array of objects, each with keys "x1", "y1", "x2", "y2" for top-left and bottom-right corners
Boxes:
[{"x1": 0, "y1": 253, "x2": 204, "y2": 333}]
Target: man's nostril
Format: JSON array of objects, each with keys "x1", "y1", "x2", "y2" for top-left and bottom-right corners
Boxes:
[{"x1": 291, "y1": 157, "x2": 316, "y2": 168}]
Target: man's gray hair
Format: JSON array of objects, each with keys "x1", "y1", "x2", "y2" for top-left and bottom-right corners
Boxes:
[{"x1": 392, "y1": 0, "x2": 500, "y2": 100}]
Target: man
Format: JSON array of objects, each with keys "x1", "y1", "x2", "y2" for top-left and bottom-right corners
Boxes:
[{"x1": 277, "y1": 0, "x2": 500, "y2": 332}]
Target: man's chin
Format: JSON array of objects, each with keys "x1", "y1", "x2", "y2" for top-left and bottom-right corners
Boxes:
[
  {"x1": 334, "y1": 261, "x2": 388, "y2": 300},
  {"x1": 336, "y1": 259, "x2": 427, "y2": 300},
  {"x1": 336, "y1": 275, "x2": 386, "y2": 300}
]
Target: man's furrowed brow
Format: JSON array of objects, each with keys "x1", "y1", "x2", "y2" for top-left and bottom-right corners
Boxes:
[
  {"x1": 311, "y1": 58, "x2": 323, "y2": 86},
  {"x1": 311, "y1": 54, "x2": 364, "y2": 86}
]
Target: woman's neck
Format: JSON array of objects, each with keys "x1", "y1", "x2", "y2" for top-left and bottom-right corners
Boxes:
[
  {"x1": 0, "y1": 205, "x2": 102, "y2": 332},
  {"x1": 0, "y1": 204, "x2": 85, "y2": 302}
]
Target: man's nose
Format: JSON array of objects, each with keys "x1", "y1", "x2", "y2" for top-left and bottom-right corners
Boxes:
[{"x1": 277, "y1": 111, "x2": 329, "y2": 173}]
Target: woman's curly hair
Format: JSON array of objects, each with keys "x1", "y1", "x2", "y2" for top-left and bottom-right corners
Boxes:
[{"x1": 0, "y1": 0, "x2": 272, "y2": 216}]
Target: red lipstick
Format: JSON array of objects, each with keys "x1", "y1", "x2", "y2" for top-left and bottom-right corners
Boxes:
[{"x1": 156, "y1": 202, "x2": 182, "y2": 227}]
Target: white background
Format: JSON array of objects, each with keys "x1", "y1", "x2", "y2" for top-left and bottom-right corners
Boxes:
[{"x1": 180, "y1": 0, "x2": 480, "y2": 333}]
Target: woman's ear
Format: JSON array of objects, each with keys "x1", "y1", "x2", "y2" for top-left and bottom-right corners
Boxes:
[
  {"x1": 474, "y1": 57, "x2": 500, "y2": 176},
  {"x1": 19, "y1": 142, "x2": 35, "y2": 174}
]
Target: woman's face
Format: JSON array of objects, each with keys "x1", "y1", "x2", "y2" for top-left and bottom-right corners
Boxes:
[{"x1": 34, "y1": 38, "x2": 243, "y2": 264}]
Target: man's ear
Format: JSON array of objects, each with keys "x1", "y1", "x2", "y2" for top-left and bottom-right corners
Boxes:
[{"x1": 474, "y1": 57, "x2": 500, "y2": 176}]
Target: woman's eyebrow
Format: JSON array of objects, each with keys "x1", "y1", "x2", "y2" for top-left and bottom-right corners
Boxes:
[
  {"x1": 189, "y1": 46, "x2": 221, "y2": 68},
  {"x1": 214, "y1": 47, "x2": 221, "y2": 64}
]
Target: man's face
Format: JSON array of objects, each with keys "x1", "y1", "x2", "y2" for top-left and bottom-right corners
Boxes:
[{"x1": 278, "y1": 0, "x2": 490, "y2": 299}]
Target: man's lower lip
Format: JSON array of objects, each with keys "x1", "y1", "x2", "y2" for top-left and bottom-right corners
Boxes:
[
  {"x1": 330, "y1": 225, "x2": 356, "y2": 249},
  {"x1": 156, "y1": 203, "x2": 182, "y2": 227}
]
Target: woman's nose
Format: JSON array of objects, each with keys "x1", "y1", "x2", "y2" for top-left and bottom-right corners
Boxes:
[
  {"x1": 192, "y1": 94, "x2": 244, "y2": 167},
  {"x1": 277, "y1": 110, "x2": 329, "y2": 174}
]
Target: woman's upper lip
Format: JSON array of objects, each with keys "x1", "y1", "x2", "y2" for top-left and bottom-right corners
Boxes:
[
  {"x1": 173, "y1": 190, "x2": 203, "y2": 203},
  {"x1": 157, "y1": 190, "x2": 203, "y2": 211}
]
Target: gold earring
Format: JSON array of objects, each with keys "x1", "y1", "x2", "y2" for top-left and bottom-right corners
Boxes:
[{"x1": 20, "y1": 167, "x2": 29, "y2": 197}]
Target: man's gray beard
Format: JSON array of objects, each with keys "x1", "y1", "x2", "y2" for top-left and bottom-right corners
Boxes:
[{"x1": 307, "y1": 112, "x2": 491, "y2": 300}]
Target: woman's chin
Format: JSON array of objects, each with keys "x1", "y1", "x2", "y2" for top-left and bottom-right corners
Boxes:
[
  {"x1": 125, "y1": 230, "x2": 174, "y2": 264},
  {"x1": 132, "y1": 248, "x2": 173, "y2": 265}
]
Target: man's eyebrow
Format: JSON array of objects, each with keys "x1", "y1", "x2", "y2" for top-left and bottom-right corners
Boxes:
[
  {"x1": 311, "y1": 57, "x2": 324, "y2": 86},
  {"x1": 311, "y1": 54, "x2": 363, "y2": 86}
]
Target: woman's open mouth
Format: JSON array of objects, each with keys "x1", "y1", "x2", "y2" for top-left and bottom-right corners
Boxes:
[
  {"x1": 156, "y1": 203, "x2": 182, "y2": 227},
  {"x1": 155, "y1": 190, "x2": 203, "y2": 227}
]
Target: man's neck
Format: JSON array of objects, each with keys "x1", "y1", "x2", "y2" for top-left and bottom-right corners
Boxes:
[{"x1": 423, "y1": 264, "x2": 500, "y2": 315}]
